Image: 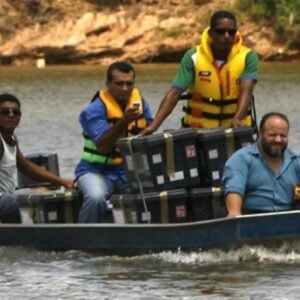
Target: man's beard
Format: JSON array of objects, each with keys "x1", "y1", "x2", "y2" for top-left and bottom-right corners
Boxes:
[{"x1": 260, "y1": 139, "x2": 287, "y2": 158}]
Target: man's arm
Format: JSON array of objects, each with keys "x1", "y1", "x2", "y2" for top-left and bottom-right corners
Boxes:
[
  {"x1": 141, "y1": 87, "x2": 182, "y2": 135},
  {"x1": 222, "y1": 147, "x2": 251, "y2": 216},
  {"x1": 232, "y1": 50, "x2": 259, "y2": 127},
  {"x1": 141, "y1": 49, "x2": 195, "y2": 135},
  {"x1": 225, "y1": 192, "x2": 243, "y2": 217},
  {"x1": 231, "y1": 79, "x2": 256, "y2": 127},
  {"x1": 17, "y1": 148, "x2": 74, "y2": 188},
  {"x1": 96, "y1": 106, "x2": 140, "y2": 154}
]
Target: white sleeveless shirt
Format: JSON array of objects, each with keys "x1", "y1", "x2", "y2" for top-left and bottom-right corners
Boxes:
[{"x1": 0, "y1": 134, "x2": 17, "y2": 193}]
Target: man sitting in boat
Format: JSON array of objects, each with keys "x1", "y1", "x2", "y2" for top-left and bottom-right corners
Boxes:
[
  {"x1": 0, "y1": 93, "x2": 74, "y2": 223},
  {"x1": 223, "y1": 112, "x2": 300, "y2": 216},
  {"x1": 74, "y1": 61, "x2": 153, "y2": 223},
  {"x1": 141, "y1": 10, "x2": 259, "y2": 135}
]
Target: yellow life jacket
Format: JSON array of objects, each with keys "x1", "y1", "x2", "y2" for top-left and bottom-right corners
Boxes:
[
  {"x1": 82, "y1": 88, "x2": 147, "y2": 166},
  {"x1": 182, "y1": 27, "x2": 252, "y2": 128}
]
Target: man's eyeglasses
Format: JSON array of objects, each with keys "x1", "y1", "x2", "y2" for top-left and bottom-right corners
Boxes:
[
  {"x1": 0, "y1": 108, "x2": 22, "y2": 116},
  {"x1": 213, "y1": 28, "x2": 237, "y2": 36}
]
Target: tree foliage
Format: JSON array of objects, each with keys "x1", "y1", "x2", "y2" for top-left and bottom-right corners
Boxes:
[{"x1": 236, "y1": 0, "x2": 300, "y2": 49}]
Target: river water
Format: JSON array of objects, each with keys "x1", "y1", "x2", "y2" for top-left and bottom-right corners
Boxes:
[{"x1": 0, "y1": 63, "x2": 300, "y2": 299}]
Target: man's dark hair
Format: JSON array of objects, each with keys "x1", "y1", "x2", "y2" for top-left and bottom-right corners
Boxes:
[
  {"x1": 0, "y1": 93, "x2": 21, "y2": 108},
  {"x1": 210, "y1": 10, "x2": 237, "y2": 30},
  {"x1": 259, "y1": 112, "x2": 289, "y2": 131},
  {"x1": 106, "y1": 61, "x2": 135, "y2": 82}
]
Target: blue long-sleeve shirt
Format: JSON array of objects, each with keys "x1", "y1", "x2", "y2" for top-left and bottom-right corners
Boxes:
[{"x1": 222, "y1": 143, "x2": 300, "y2": 212}]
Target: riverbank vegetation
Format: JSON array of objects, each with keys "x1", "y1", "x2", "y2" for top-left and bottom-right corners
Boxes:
[
  {"x1": 235, "y1": 0, "x2": 300, "y2": 50},
  {"x1": 0, "y1": 0, "x2": 299, "y2": 65}
]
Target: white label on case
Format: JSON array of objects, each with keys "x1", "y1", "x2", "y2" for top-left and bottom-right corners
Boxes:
[
  {"x1": 112, "y1": 209, "x2": 125, "y2": 224},
  {"x1": 156, "y1": 175, "x2": 165, "y2": 185},
  {"x1": 212, "y1": 171, "x2": 220, "y2": 180},
  {"x1": 209, "y1": 149, "x2": 218, "y2": 159},
  {"x1": 152, "y1": 153, "x2": 162, "y2": 164},
  {"x1": 169, "y1": 171, "x2": 184, "y2": 181},
  {"x1": 190, "y1": 168, "x2": 198, "y2": 178},
  {"x1": 142, "y1": 211, "x2": 151, "y2": 222},
  {"x1": 142, "y1": 154, "x2": 150, "y2": 170},
  {"x1": 48, "y1": 211, "x2": 58, "y2": 221},
  {"x1": 131, "y1": 211, "x2": 138, "y2": 224}
]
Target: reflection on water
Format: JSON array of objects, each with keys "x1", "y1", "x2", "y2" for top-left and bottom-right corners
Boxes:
[{"x1": 0, "y1": 63, "x2": 300, "y2": 299}]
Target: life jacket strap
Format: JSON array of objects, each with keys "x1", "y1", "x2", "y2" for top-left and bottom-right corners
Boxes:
[{"x1": 180, "y1": 93, "x2": 238, "y2": 106}]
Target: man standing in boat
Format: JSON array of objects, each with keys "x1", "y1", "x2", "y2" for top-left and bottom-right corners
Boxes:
[
  {"x1": 141, "y1": 10, "x2": 259, "y2": 133},
  {"x1": 75, "y1": 61, "x2": 153, "y2": 223},
  {"x1": 0, "y1": 93, "x2": 74, "y2": 223},
  {"x1": 223, "y1": 112, "x2": 300, "y2": 216}
]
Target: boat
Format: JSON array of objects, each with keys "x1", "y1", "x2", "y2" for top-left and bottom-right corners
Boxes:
[
  {"x1": 4, "y1": 185, "x2": 300, "y2": 254},
  {"x1": 0, "y1": 204, "x2": 300, "y2": 254},
  {"x1": 1, "y1": 127, "x2": 299, "y2": 254}
]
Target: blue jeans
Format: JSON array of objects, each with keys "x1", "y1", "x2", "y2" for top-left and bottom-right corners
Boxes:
[{"x1": 77, "y1": 172, "x2": 130, "y2": 223}]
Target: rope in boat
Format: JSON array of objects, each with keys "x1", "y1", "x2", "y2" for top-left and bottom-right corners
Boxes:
[{"x1": 126, "y1": 136, "x2": 150, "y2": 224}]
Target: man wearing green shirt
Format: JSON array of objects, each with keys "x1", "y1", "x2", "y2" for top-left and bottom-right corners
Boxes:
[{"x1": 142, "y1": 10, "x2": 259, "y2": 133}]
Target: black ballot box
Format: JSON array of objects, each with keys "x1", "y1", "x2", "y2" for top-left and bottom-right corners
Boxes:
[
  {"x1": 117, "y1": 136, "x2": 154, "y2": 192},
  {"x1": 196, "y1": 127, "x2": 255, "y2": 186},
  {"x1": 17, "y1": 151, "x2": 60, "y2": 189},
  {"x1": 110, "y1": 189, "x2": 189, "y2": 224},
  {"x1": 188, "y1": 187, "x2": 227, "y2": 221},
  {"x1": 117, "y1": 128, "x2": 201, "y2": 193},
  {"x1": 28, "y1": 189, "x2": 83, "y2": 224}
]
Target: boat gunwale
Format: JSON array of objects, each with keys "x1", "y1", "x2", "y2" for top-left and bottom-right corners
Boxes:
[{"x1": 0, "y1": 209, "x2": 299, "y2": 229}]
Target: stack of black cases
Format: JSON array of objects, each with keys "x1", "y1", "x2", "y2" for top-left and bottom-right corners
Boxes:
[
  {"x1": 117, "y1": 128, "x2": 201, "y2": 193},
  {"x1": 24, "y1": 189, "x2": 83, "y2": 224},
  {"x1": 196, "y1": 127, "x2": 254, "y2": 186},
  {"x1": 110, "y1": 189, "x2": 189, "y2": 224},
  {"x1": 114, "y1": 126, "x2": 255, "y2": 223}
]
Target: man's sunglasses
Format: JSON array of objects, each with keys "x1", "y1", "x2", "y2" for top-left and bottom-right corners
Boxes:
[
  {"x1": 0, "y1": 108, "x2": 22, "y2": 116},
  {"x1": 213, "y1": 28, "x2": 237, "y2": 36}
]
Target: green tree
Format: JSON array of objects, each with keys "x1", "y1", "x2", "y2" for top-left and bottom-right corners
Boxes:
[{"x1": 236, "y1": 0, "x2": 300, "y2": 49}]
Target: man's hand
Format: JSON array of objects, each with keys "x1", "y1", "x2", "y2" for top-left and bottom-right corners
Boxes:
[
  {"x1": 140, "y1": 124, "x2": 156, "y2": 136},
  {"x1": 61, "y1": 179, "x2": 75, "y2": 189},
  {"x1": 227, "y1": 211, "x2": 242, "y2": 217},
  {"x1": 140, "y1": 87, "x2": 182, "y2": 136},
  {"x1": 123, "y1": 106, "x2": 140, "y2": 124},
  {"x1": 96, "y1": 105, "x2": 141, "y2": 154},
  {"x1": 231, "y1": 117, "x2": 242, "y2": 128}
]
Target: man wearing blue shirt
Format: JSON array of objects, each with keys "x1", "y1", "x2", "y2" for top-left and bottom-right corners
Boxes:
[
  {"x1": 75, "y1": 61, "x2": 153, "y2": 223},
  {"x1": 223, "y1": 112, "x2": 300, "y2": 216}
]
